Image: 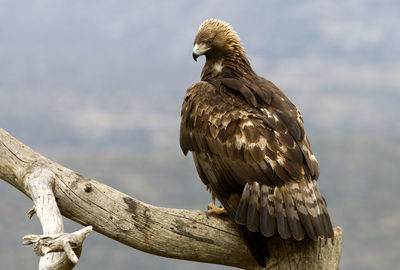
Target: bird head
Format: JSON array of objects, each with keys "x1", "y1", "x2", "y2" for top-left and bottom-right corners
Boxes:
[{"x1": 192, "y1": 19, "x2": 241, "y2": 62}]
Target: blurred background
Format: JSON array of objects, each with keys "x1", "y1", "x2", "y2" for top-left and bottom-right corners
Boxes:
[{"x1": 0, "y1": 0, "x2": 399, "y2": 269}]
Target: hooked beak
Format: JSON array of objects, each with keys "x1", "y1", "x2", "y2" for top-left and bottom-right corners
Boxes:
[
  {"x1": 192, "y1": 43, "x2": 210, "y2": 62},
  {"x1": 192, "y1": 51, "x2": 199, "y2": 62}
]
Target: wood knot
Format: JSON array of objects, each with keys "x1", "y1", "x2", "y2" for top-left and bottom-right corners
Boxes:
[{"x1": 84, "y1": 183, "x2": 92, "y2": 193}]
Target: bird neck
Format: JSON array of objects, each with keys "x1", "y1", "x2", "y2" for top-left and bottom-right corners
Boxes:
[{"x1": 201, "y1": 46, "x2": 255, "y2": 81}]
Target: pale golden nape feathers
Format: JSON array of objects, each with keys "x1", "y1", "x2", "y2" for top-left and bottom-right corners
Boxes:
[
  {"x1": 193, "y1": 19, "x2": 251, "y2": 80},
  {"x1": 197, "y1": 19, "x2": 241, "y2": 48}
]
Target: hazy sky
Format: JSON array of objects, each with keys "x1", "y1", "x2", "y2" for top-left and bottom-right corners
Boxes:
[
  {"x1": 1, "y1": 1, "x2": 400, "y2": 270},
  {"x1": 1, "y1": 0, "x2": 399, "y2": 151}
]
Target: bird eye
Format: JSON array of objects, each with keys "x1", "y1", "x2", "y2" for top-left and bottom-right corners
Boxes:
[{"x1": 206, "y1": 39, "x2": 212, "y2": 44}]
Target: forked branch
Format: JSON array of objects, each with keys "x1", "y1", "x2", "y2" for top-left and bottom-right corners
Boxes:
[{"x1": 0, "y1": 128, "x2": 342, "y2": 269}]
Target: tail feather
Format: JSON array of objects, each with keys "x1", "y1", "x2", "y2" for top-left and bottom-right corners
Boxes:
[
  {"x1": 247, "y1": 182, "x2": 261, "y2": 232},
  {"x1": 235, "y1": 181, "x2": 333, "y2": 241},
  {"x1": 300, "y1": 181, "x2": 325, "y2": 237},
  {"x1": 312, "y1": 183, "x2": 334, "y2": 237},
  {"x1": 234, "y1": 183, "x2": 268, "y2": 267},
  {"x1": 235, "y1": 183, "x2": 250, "y2": 225},
  {"x1": 231, "y1": 180, "x2": 333, "y2": 268},
  {"x1": 273, "y1": 187, "x2": 291, "y2": 239},
  {"x1": 260, "y1": 185, "x2": 276, "y2": 237},
  {"x1": 289, "y1": 182, "x2": 317, "y2": 240},
  {"x1": 281, "y1": 185, "x2": 305, "y2": 240}
]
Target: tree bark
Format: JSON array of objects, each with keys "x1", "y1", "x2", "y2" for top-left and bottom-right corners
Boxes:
[{"x1": 0, "y1": 128, "x2": 342, "y2": 269}]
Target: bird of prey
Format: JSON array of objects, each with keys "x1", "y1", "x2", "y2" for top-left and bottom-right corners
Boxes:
[{"x1": 180, "y1": 19, "x2": 333, "y2": 267}]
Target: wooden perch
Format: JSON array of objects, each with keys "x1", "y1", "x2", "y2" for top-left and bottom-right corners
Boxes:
[
  {"x1": 0, "y1": 128, "x2": 342, "y2": 269},
  {"x1": 23, "y1": 226, "x2": 92, "y2": 264},
  {"x1": 5, "y1": 140, "x2": 93, "y2": 269}
]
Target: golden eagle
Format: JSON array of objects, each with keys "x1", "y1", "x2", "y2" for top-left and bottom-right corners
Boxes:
[{"x1": 180, "y1": 19, "x2": 333, "y2": 267}]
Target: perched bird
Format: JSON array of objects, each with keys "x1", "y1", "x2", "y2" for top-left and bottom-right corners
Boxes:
[{"x1": 180, "y1": 19, "x2": 333, "y2": 267}]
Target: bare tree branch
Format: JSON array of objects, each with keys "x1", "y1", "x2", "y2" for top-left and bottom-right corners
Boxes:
[
  {"x1": 23, "y1": 226, "x2": 92, "y2": 263},
  {"x1": 0, "y1": 128, "x2": 342, "y2": 269}
]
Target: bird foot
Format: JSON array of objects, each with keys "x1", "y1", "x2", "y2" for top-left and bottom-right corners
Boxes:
[{"x1": 207, "y1": 203, "x2": 228, "y2": 217}]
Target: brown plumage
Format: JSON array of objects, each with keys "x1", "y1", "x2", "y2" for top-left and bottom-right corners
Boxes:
[{"x1": 180, "y1": 19, "x2": 333, "y2": 267}]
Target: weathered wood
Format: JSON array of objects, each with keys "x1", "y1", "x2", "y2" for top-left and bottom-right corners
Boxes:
[
  {"x1": 25, "y1": 167, "x2": 68, "y2": 269},
  {"x1": 0, "y1": 128, "x2": 342, "y2": 269},
  {"x1": 11, "y1": 151, "x2": 92, "y2": 269},
  {"x1": 23, "y1": 226, "x2": 92, "y2": 264}
]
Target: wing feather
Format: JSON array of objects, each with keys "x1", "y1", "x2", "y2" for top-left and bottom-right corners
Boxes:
[
  {"x1": 180, "y1": 81, "x2": 316, "y2": 186},
  {"x1": 180, "y1": 79, "x2": 331, "y2": 241}
]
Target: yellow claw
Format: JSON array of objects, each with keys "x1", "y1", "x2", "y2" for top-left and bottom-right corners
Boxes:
[{"x1": 207, "y1": 203, "x2": 228, "y2": 216}]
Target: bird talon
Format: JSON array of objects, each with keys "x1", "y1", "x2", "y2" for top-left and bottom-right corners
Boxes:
[{"x1": 207, "y1": 203, "x2": 228, "y2": 216}]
